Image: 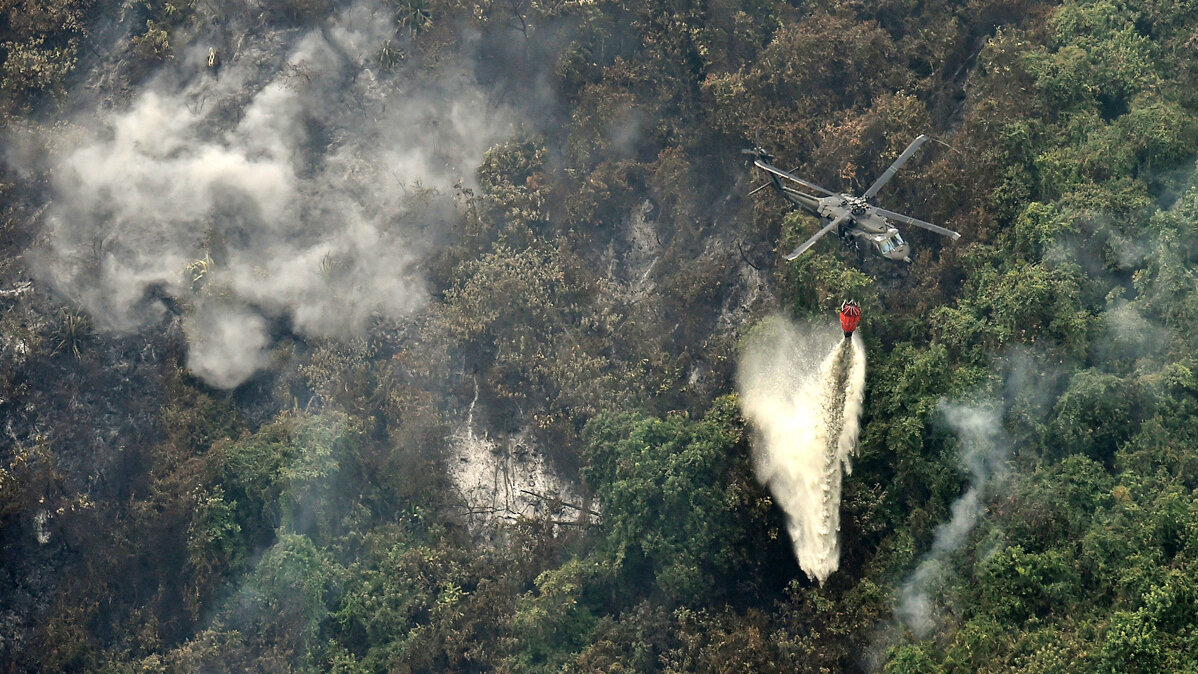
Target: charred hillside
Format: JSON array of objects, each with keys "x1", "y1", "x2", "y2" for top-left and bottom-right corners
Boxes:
[{"x1": 2, "y1": 0, "x2": 1198, "y2": 671}]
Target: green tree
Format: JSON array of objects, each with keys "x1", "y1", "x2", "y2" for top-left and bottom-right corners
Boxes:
[
  {"x1": 228, "y1": 533, "x2": 333, "y2": 667},
  {"x1": 582, "y1": 396, "x2": 762, "y2": 605},
  {"x1": 506, "y1": 559, "x2": 601, "y2": 672},
  {"x1": 976, "y1": 545, "x2": 1081, "y2": 623}
]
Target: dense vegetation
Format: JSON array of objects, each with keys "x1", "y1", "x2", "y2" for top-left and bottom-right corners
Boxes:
[{"x1": 2, "y1": 0, "x2": 1198, "y2": 671}]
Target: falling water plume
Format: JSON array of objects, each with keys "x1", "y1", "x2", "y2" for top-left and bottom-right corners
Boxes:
[{"x1": 737, "y1": 316, "x2": 867, "y2": 584}]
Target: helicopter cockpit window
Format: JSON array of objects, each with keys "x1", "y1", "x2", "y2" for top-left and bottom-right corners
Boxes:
[{"x1": 878, "y1": 234, "x2": 903, "y2": 254}]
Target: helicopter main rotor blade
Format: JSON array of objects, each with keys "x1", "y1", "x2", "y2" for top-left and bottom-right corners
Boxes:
[
  {"x1": 753, "y1": 159, "x2": 837, "y2": 197},
  {"x1": 784, "y1": 212, "x2": 852, "y2": 261},
  {"x1": 873, "y1": 206, "x2": 961, "y2": 240},
  {"x1": 862, "y1": 134, "x2": 931, "y2": 201},
  {"x1": 747, "y1": 182, "x2": 772, "y2": 197}
]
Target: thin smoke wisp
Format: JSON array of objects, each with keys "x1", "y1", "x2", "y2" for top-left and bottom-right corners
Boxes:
[
  {"x1": 895, "y1": 403, "x2": 1008, "y2": 638},
  {"x1": 737, "y1": 315, "x2": 866, "y2": 584}
]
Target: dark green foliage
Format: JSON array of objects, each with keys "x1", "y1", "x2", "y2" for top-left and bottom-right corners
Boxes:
[
  {"x1": 1050, "y1": 369, "x2": 1139, "y2": 461},
  {"x1": 976, "y1": 545, "x2": 1081, "y2": 622},
  {"x1": 506, "y1": 559, "x2": 601, "y2": 671},
  {"x1": 1000, "y1": 455, "x2": 1114, "y2": 549},
  {"x1": 581, "y1": 396, "x2": 762, "y2": 606},
  {"x1": 229, "y1": 533, "x2": 333, "y2": 664},
  {"x1": 8, "y1": 0, "x2": 1198, "y2": 671},
  {"x1": 884, "y1": 643, "x2": 941, "y2": 674},
  {"x1": 1096, "y1": 566, "x2": 1198, "y2": 673}
]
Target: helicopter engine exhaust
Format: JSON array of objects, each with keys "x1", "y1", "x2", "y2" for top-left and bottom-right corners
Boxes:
[{"x1": 737, "y1": 315, "x2": 867, "y2": 584}]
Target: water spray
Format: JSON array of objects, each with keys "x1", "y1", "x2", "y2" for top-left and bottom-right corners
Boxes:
[{"x1": 737, "y1": 305, "x2": 867, "y2": 584}]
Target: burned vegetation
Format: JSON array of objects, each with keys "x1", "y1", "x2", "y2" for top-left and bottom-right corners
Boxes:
[{"x1": 2, "y1": 0, "x2": 1198, "y2": 672}]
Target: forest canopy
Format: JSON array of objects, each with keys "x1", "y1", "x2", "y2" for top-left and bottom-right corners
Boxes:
[{"x1": 1, "y1": 0, "x2": 1198, "y2": 671}]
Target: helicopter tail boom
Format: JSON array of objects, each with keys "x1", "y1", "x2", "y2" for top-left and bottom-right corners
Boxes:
[{"x1": 752, "y1": 159, "x2": 837, "y2": 197}]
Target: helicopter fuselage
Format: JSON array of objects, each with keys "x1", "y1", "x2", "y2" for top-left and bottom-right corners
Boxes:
[
  {"x1": 749, "y1": 136, "x2": 959, "y2": 264},
  {"x1": 781, "y1": 187, "x2": 911, "y2": 262}
]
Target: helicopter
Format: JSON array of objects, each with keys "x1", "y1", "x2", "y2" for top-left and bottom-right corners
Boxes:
[{"x1": 745, "y1": 135, "x2": 961, "y2": 263}]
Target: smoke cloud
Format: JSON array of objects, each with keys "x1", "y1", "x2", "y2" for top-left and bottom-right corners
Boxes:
[
  {"x1": 895, "y1": 403, "x2": 1009, "y2": 638},
  {"x1": 27, "y1": 1, "x2": 515, "y2": 387},
  {"x1": 737, "y1": 315, "x2": 866, "y2": 584}
]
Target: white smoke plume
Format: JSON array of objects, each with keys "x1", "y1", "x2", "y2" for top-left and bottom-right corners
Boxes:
[
  {"x1": 895, "y1": 403, "x2": 1008, "y2": 638},
  {"x1": 26, "y1": 1, "x2": 514, "y2": 387},
  {"x1": 737, "y1": 315, "x2": 866, "y2": 585}
]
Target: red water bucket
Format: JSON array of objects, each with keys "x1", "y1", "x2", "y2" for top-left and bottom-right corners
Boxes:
[{"x1": 839, "y1": 302, "x2": 861, "y2": 335}]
